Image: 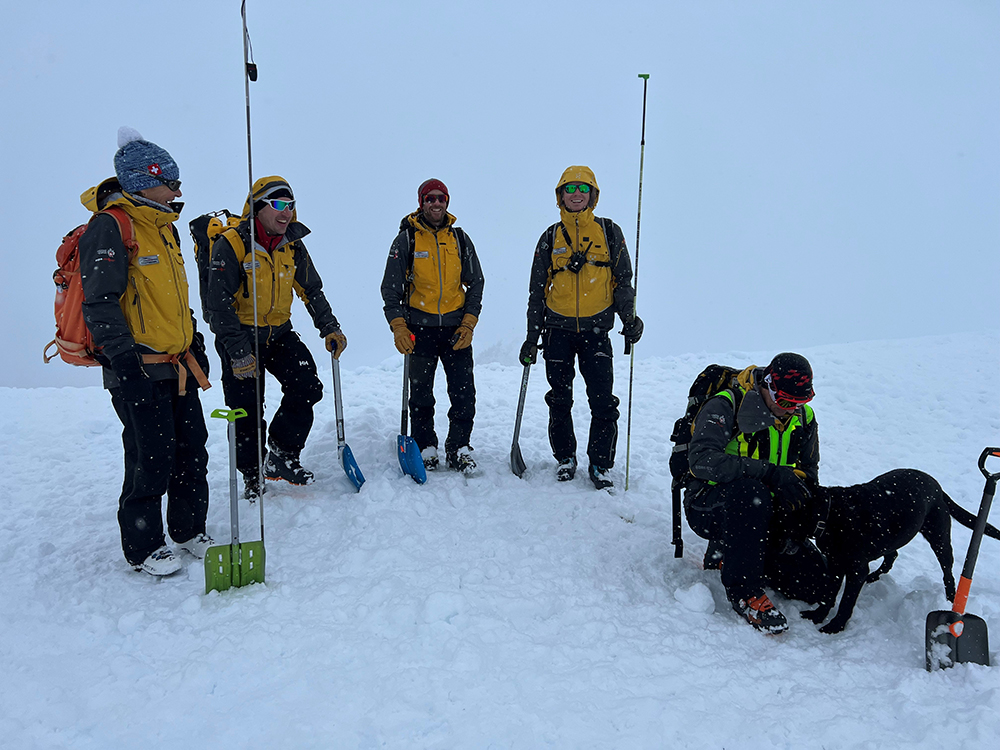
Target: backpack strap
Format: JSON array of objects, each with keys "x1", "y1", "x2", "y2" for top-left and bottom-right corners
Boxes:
[
  {"x1": 219, "y1": 226, "x2": 252, "y2": 299},
  {"x1": 98, "y1": 207, "x2": 139, "y2": 260}
]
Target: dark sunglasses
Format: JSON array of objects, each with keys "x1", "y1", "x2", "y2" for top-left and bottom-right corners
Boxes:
[
  {"x1": 137, "y1": 170, "x2": 182, "y2": 192},
  {"x1": 266, "y1": 199, "x2": 295, "y2": 211},
  {"x1": 563, "y1": 184, "x2": 591, "y2": 194},
  {"x1": 423, "y1": 194, "x2": 448, "y2": 204}
]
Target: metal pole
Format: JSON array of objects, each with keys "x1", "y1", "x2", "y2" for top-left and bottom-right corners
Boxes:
[
  {"x1": 241, "y1": 0, "x2": 265, "y2": 542},
  {"x1": 625, "y1": 73, "x2": 649, "y2": 492}
]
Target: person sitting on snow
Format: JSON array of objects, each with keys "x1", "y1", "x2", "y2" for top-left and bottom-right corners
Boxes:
[{"x1": 684, "y1": 352, "x2": 834, "y2": 634}]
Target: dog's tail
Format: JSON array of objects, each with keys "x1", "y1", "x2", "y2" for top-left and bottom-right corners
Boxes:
[{"x1": 945, "y1": 493, "x2": 1000, "y2": 540}]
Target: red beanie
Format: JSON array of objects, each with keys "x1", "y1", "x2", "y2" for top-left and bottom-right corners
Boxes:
[{"x1": 418, "y1": 178, "x2": 449, "y2": 204}]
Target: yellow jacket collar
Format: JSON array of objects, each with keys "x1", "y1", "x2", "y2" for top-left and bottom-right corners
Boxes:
[{"x1": 406, "y1": 210, "x2": 456, "y2": 232}]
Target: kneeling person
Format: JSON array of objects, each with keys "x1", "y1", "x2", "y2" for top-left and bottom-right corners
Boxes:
[{"x1": 684, "y1": 353, "x2": 832, "y2": 634}]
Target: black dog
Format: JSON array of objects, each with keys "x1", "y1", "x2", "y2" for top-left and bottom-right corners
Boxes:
[{"x1": 799, "y1": 469, "x2": 1000, "y2": 634}]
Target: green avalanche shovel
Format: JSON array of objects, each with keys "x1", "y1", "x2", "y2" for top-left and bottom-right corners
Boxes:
[{"x1": 205, "y1": 408, "x2": 266, "y2": 593}]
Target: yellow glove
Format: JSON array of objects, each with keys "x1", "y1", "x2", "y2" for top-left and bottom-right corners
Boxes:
[
  {"x1": 390, "y1": 317, "x2": 415, "y2": 355},
  {"x1": 452, "y1": 313, "x2": 478, "y2": 350},
  {"x1": 325, "y1": 329, "x2": 348, "y2": 359}
]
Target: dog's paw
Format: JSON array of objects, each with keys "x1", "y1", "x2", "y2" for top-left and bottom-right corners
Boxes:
[
  {"x1": 801, "y1": 607, "x2": 828, "y2": 624},
  {"x1": 819, "y1": 620, "x2": 847, "y2": 635}
]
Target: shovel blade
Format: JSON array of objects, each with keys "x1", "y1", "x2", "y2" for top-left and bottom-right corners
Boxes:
[
  {"x1": 925, "y1": 610, "x2": 990, "y2": 671},
  {"x1": 339, "y1": 443, "x2": 366, "y2": 491},
  {"x1": 205, "y1": 543, "x2": 233, "y2": 593},
  {"x1": 204, "y1": 542, "x2": 266, "y2": 594},
  {"x1": 510, "y1": 442, "x2": 527, "y2": 478},
  {"x1": 397, "y1": 434, "x2": 427, "y2": 484}
]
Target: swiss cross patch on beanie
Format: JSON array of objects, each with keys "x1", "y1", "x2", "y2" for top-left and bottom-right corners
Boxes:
[{"x1": 114, "y1": 126, "x2": 179, "y2": 195}]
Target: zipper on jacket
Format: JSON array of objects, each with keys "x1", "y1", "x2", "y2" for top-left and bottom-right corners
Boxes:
[
  {"x1": 130, "y1": 277, "x2": 147, "y2": 334},
  {"x1": 435, "y1": 230, "x2": 445, "y2": 324},
  {"x1": 574, "y1": 216, "x2": 581, "y2": 332},
  {"x1": 159, "y1": 232, "x2": 189, "y2": 346}
]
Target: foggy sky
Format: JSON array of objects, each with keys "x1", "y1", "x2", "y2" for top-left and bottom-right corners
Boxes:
[{"x1": 3, "y1": 1, "x2": 997, "y2": 388}]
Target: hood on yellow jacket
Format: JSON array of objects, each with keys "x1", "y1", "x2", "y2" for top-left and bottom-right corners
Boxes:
[
  {"x1": 241, "y1": 175, "x2": 298, "y2": 223},
  {"x1": 555, "y1": 165, "x2": 600, "y2": 209},
  {"x1": 80, "y1": 177, "x2": 125, "y2": 213}
]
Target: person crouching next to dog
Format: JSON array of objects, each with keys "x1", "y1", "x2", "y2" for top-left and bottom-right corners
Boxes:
[
  {"x1": 683, "y1": 353, "x2": 834, "y2": 634},
  {"x1": 206, "y1": 176, "x2": 347, "y2": 500},
  {"x1": 380, "y1": 178, "x2": 485, "y2": 474},
  {"x1": 80, "y1": 127, "x2": 213, "y2": 576}
]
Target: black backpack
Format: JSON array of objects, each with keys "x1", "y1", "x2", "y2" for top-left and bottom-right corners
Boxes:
[
  {"x1": 669, "y1": 364, "x2": 745, "y2": 487},
  {"x1": 189, "y1": 210, "x2": 243, "y2": 323}
]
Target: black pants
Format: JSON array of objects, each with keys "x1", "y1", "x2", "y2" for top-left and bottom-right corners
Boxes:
[
  {"x1": 409, "y1": 325, "x2": 475, "y2": 454},
  {"x1": 685, "y1": 478, "x2": 833, "y2": 604},
  {"x1": 216, "y1": 327, "x2": 323, "y2": 475},
  {"x1": 543, "y1": 328, "x2": 619, "y2": 468},
  {"x1": 111, "y1": 379, "x2": 209, "y2": 566}
]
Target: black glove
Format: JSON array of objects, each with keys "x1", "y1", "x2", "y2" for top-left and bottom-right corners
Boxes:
[
  {"x1": 762, "y1": 464, "x2": 811, "y2": 512},
  {"x1": 620, "y1": 315, "x2": 644, "y2": 346},
  {"x1": 190, "y1": 331, "x2": 210, "y2": 379},
  {"x1": 518, "y1": 338, "x2": 538, "y2": 366},
  {"x1": 110, "y1": 351, "x2": 154, "y2": 406}
]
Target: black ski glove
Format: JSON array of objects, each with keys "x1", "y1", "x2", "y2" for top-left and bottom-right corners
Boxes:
[
  {"x1": 762, "y1": 464, "x2": 811, "y2": 512},
  {"x1": 518, "y1": 338, "x2": 539, "y2": 366},
  {"x1": 190, "y1": 331, "x2": 210, "y2": 379},
  {"x1": 110, "y1": 351, "x2": 154, "y2": 406},
  {"x1": 620, "y1": 315, "x2": 644, "y2": 346}
]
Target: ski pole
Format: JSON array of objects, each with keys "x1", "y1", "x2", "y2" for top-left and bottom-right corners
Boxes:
[
  {"x1": 624, "y1": 73, "x2": 649, "y2": 492},
  {"x1": 241, "y1": 0, "x2": 265, "y2": 541}
]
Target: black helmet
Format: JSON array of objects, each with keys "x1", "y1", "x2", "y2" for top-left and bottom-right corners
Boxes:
[{"x1": 764, "y1": 352, "x2": 814, "y2": 404}]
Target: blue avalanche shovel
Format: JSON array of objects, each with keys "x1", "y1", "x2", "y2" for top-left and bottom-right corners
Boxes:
[
  {"x1": 397, "y1": 354, "x2": 426, "y2": 484},
  {"x1": 205, "y1": 408, "x2": 265, "y2": 593},
  {"x1": 331, "y1": 353, "x2": 365, "y2": 491}
]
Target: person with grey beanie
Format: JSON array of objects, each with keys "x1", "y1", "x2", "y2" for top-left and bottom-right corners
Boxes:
[{"x1": 78, "y1": 126, "x2": 213, "y2": 577}]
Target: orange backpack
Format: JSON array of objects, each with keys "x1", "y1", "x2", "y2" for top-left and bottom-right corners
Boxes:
[{"x1": 43, "y1": 207, "x2": 137, "y2": 367}]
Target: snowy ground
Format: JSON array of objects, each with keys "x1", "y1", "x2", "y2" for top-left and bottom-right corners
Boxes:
[{"x1": 2, "y1": 332, "x2": 999, "y2": 749}]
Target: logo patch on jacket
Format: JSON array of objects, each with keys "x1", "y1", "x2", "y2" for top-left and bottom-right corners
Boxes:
[
  {"x1": 243, "y1": 260, "x2": 262, "y2": 270},
  {"x1": 414, "y1": 251, "x2": 429, "y2": 259},
  {"x1": 138, "y1": 256, "x2": 160, "y2": 266}
]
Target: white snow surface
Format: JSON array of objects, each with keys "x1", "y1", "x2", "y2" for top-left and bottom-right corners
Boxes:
[{"x1": 2, "y1": 333, "x2": 999, "y2": 748}]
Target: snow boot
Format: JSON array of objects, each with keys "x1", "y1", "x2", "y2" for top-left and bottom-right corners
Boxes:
[
  {"x1": 447, "y1": 445, "x2": 476, "y2": 474},
  {"x1": 242, "y1": 471, "x2": 267, "y2": 501},
  {"x1": 556, "y1": 457, "x2": 577, "y2": 482},
  {"x1": 134, "y1": 545, "x2": 182, "y2": 576},
  {"x1": 264, "y1": 445, "x2": 314, "y2": 486},
  {"x1": 731, "y1": 593, "x2": 788, "y2": 634},
  {"x1": 178, "y1": 533, "x2": 214, "y2": 559},
  {"x1": 421, "y1": 446, "x2": 440, "y2": 471},
  {"x1": 589, "y1": 464, "x2": 614, "y2": 491}
]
